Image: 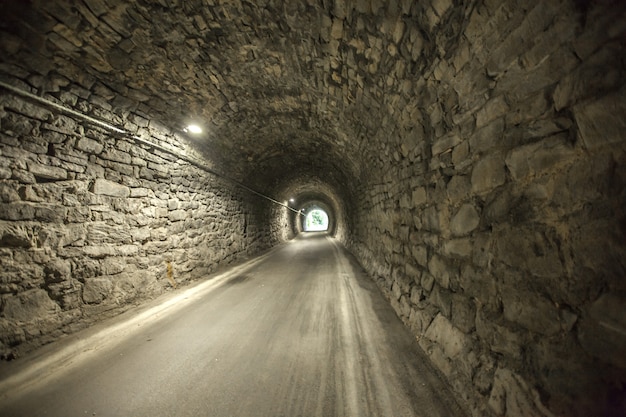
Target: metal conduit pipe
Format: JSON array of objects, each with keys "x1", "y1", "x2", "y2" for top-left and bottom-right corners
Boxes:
[{"x1": 0, "y1": 80, "x2": 301, "y2": 215}]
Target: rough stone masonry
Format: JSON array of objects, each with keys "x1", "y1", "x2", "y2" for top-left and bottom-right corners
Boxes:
[{"x1": 1, "y1": 1, "x2": 625, "y2": 417}]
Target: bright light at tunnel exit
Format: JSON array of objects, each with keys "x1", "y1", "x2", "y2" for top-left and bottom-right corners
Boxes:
[{"x1": 304, "y1": 209, "x2": 329, "y2": 232}]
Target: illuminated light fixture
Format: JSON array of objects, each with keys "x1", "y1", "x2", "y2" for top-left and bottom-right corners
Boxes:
[
  {"x1": 185, "y1": 124, "x2": 202, "y2": 134},
  {"x1": 289, "y1": 198, "x2": 295, "y2": 203}
]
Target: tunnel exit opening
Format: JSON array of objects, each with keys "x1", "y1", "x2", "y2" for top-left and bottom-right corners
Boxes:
[{"x1": 304, "y1": 208, "x2": 329, "y2": 232}]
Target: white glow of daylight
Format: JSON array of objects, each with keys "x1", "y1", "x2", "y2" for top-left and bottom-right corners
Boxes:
[{"x1": 304, "y1": 209, "x2": 329, "y2": 232}]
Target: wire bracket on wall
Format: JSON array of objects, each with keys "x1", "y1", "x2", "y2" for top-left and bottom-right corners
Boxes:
[{"x1": 0, "y1": 80, "x2": 301, "y2": 215}]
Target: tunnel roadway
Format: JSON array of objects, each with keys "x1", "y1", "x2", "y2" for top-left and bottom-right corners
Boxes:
[{"x1": 0, "y1": 233, "x2": 465, "y2": 417}]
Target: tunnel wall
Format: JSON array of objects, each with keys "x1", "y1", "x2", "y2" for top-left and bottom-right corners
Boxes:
[
  {"x1": 0, "y1": 86, "x2": 273, "y2": 358},
  {"x1": 269, "y1": 203, "x2": 296, "y2": 243},
  {"x1": 348, "y1": 2, "x2": 626, "y2": 417}
]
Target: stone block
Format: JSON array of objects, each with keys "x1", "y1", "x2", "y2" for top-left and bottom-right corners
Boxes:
[
  {"x1": 409, "y1": 285, "x2": 422, "y2": 304},
  {"x1": 471, "y1": 153, "x2": 506, "y2": 194},
  {"x1": 422, "y1": 205, "x2": 447, "y2": 233},
  {"x1": 470, "y1": 118, "x2": 504, "y2": 154},
  {"x1": 330, "y1": 18, "x2": 343, "y2": 39},
  {"x1": 431, "y1": 0, "x2": 452, "y2": 17},
  {"x1": 451, "y1": 294, "x2": 476, "y2": 333},
  {"x1": 502, "y1": 288, "x2": 561, "y2": 336},
  {"x1": 411, "y1": 187, "x2": 427, "y2": 206},
  {"x1": 0, "y1": 203, "x2": 36, "y2": 221},
  {"x1": 526, "y1": 117, "x2": 572, "y2": 140},
  {"x1": 573, "y1": 87, "x2": 626, "y2": 150},
  {"x1": 428, "y1": 285, "x2": 452, "y2": 317},
  {"x1": 405, "y1": 262, "x2": 421, "y2": 283},
  {"x1": 476, "y1": 95, "x2": 509, "y2": 129},
  {"x1": 425, "y1": 343, "x2": 454, "y2": 378},
  {"x1": 460, "y1": 264, "x2": 497, "y2": 306},
  {"x1": 150, "y1": 227, "x2": 168, "y2": 241},
  {"x1": 394, "y1": 295, "x2": 412, "y2": 321},
  {"x1": 496, "y1": 229, "x2": 563, "y2": 279},
  {"x1": 35, "y1": 204, "x2": 65, "y2": 222},
  {"x1": 421, "y1": 271, "x2": 435, "y2": 292},
  {"x1": 0, "y1": 223, "x2": 33, "y2": 248},
  {"x1": 4, "y1": 96, "x2": 54, "y2": 121},
  {"x1": 446, "y1": 175, "x2": 470, "y2": 201},
  {"x1": 131, "y1": 227, "x2": 151, "y2": 243},
  {"x1": 82, "y1": 245, "x2": 117, "y2": 258},
  {"x1": 411, "y1": 244, "x2": 428, "y2": 267},
  {"x1": 116, "y1": 244, "x2": 139, "y2": 257},
  {"x1": 131, "y1": 156, "x2": 147, "y2": 167},
  {"x1": 476, "y1": 309, "x2": 522, "y2": 359},
  {"x1": 76, "y1": 137, "x2": 103, "y2": 154},
  {"x1": 44, "y1": 115, "x2": 79, "y2": 135},
  {"x1": 1, "y1": 289, "x2": 60, "y2": 322},
  {"x1": 554, "y1": 43, "x2": 623, "y2": 111},
  {"x1": 424, "y1": 313, "x2": 468, "y2": 358},
  {"x1": 408, "y1": 304, "x2": 438, "y2": 335},
  {"x1": 432, "y1": 132, "x2": 461, "y2": 156},
  {"x1": 505, "y1": 134, "x2": 576, "y2": 181},
  {"x1": 168, "y1": 209, "x2": 187, "y2": 222},
  {"x1": 99, "y1": 257, "x2": 126, "y2": 275},
  {"x1": 82, "y1": 277, "x2": 113, "y2": 304},
  {"x1": 44, "y1": 259, "x2": 71, "y2": 282},
  {"x1": 425, "y1": 6, "x2": 441, "y2": 30},
  {"x1": 391, "y1": 281, "x2": 403, "y2": 300},
  {"x1": 130, "y1": 187, "x2": 149, "y2": 197},
  {"x1": 578, "y1": 292, "x2": 626, "y2": 368},
  {"x1": 450, "y1": 204, "x2": 480, "y2": 236},
  {"x1": 27, "y1": 162, "x2": 68, "y2": 181},
  {"x1": 167, "y1": 199, "x2": 179, "y2": 210},
  {"x1": 483, "y1": 190, "x2": 513, "y2": 225},
  {"x1": 91, "y1": 178, "x2": 130, "y2": 197},
  {"x1": 488, "y1": 368, "x2": 554, "y2": 417},
  {"x1": 87, "y1": 222, "x2": 131, "y2": 244},
  {"x1": 451, "y1": 141, "x2": 469, "y2": 168},
  {"x1": 506, "y1": 92, "x2": 551, "y2": 127},
  {"x1": 11, "y1": 169, "x2": 36, "y2": 184},
  {"x1": 428, "y1": 254, "x2": 452, "y2": 289},
  {"x1": 442, "y1": 238, "x2": 472, "y2": 258},
  {"x1": 103, "y1": 160, "x2": 134, "y2": 176},
  {"x1": 0, "y1": 166, "x2": 11, "y2": 180}
]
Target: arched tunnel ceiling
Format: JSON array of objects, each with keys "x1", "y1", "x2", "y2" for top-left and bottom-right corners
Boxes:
[
  {"x1": 0, "y1": 0, "x2": 450, "y2": 196},
  {"x1": 276, "y1": 176, "x2": 343, "y2": 209}
]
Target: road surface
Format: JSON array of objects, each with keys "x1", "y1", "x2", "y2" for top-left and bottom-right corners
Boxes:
[{"x1": 0, "y1": 233, "x2": 465, "y2": 417}]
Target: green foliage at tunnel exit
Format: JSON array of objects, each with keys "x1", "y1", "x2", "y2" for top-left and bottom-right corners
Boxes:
[{"x1": 305, "y1": 209, "x2": 328, "y2": 231}]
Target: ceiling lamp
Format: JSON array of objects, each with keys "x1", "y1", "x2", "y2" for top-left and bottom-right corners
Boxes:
[{"x1": 185, "y1": 124, "x2": 202, "y2": 134}]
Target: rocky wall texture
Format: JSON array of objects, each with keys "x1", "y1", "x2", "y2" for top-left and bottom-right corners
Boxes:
[
  {"x1": 1, "y1": 0, "x2": 625, "y2": 416},
  {"x1": 348, "y1": 1, "x2": 626, "y2": 417},
  {"x1": 0, "y1": 89, "x2": 273, "y2": 359},
  {"x1": 269, "y1": 203, "x2": 295, "y2": 243}
]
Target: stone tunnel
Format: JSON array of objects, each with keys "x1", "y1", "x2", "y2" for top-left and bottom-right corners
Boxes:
[{"x1": 0, "y1": 1, "x2": 625, "y2": 416}]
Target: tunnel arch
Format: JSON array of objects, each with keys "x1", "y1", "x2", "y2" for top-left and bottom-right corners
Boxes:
[
  {"x1": 299, "y1": 201, "x2": 334, "y2": 234},
  {"x1": 303, "y1": 207, "x2": 329, "y2": 232},
  {"x1": 0, "y1": 2, "x2": 624, "y2": 417},
  {"x1": 268, "y1": 173, "x2": 350, "y2": 243}
]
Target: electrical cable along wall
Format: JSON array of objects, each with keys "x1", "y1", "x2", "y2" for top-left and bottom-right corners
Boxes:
[
  {"x1": 0, "y1": 1, "x2": 625, "y2": 416},
  {"x1": 0, "y1": 83, "x2": 276, "y2": 358},
  {"x1": 0, "y1": 81, "x2": 301, "y2": 217}
]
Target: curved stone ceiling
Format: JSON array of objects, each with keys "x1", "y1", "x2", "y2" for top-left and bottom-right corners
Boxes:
[{"x1": 0, "y1": 0, "x2": 447, "y2": 200}]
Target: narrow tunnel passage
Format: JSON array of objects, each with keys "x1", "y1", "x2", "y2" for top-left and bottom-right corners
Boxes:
[
  {"x1": 0, "y1": 1, "x2": 625, "y2": 416},
  {"x1": 0, "y1": 235, "x2": 464, "y2": 417}
]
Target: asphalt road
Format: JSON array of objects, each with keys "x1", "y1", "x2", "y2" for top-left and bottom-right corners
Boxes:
[{"x1": 0, "y1": 233, "x2": 465, "y2": 417}]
